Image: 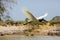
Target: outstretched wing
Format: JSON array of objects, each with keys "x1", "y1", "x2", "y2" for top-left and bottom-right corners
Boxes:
[
  {"x1": 23, "y1": 9, "x2": 37, "y2": 21},
  {"x1": 37, "y1": 13, "x2": 48, "y2": 19}
]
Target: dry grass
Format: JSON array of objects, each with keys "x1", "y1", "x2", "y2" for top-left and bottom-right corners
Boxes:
[
  {"x1": 23, "y1": 23, "x2": 59, "y2": 36},
  {"x1": 0, "y1": 22, "x2": 60, "y2": 36}
]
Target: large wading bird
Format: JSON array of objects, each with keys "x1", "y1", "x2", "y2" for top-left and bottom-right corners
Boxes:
[{"x1": 23, "y1": 9, "x2": 48, "y2": 22}]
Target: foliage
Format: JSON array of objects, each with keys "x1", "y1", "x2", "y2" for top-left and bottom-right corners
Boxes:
[
  {"x1": 0, "y1": 0, "x2": 17, "y2": 21},
  {"x1": 25, "y1": 18, "x2": 29, "y2": 23}
]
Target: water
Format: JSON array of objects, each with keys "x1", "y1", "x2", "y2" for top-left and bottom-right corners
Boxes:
[{"x1": 0, "y1": 36, "x2": 60, "y2": 40}]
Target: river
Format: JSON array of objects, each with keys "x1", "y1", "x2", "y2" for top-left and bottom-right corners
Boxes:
[{"x1": 0, "y1": 35, "x2": 60, "y2": 40}]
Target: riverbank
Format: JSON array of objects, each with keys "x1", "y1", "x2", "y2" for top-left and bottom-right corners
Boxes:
[{"x1": 0, "y1": 23, "x2": 60, "y2": 36}]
